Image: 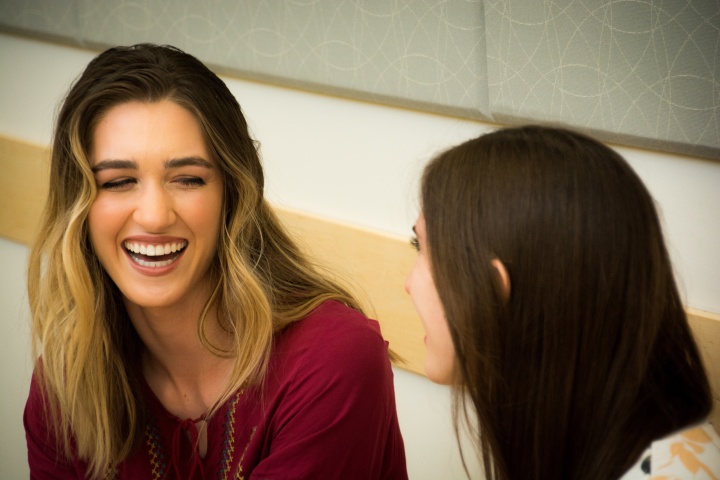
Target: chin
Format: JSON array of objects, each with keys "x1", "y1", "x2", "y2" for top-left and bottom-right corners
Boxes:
[
  {"x1": 120, "y1": 290, "x2": 180, "y2": 310},
  {"x1": 424, "y1": 365, "x2": 453, "y2": 385}
]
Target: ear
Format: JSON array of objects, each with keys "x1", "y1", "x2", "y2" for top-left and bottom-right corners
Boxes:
[{"x1": 491, "y1": 259, "x2": 511, "y2": 301}]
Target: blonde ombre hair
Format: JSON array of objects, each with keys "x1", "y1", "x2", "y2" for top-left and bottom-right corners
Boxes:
[{"x1": 28, "y1": 44, "x2": 362, "y2": 479}]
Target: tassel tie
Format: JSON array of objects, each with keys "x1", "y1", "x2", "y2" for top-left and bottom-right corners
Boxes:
[{"x1": 171, "y1": 417, "x2": 206, "y2": 480}]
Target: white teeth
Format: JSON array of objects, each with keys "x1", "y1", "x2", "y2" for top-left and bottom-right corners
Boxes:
[
  {"x1": 134, "y1": 257, "x2": 174, "y2": 268},
  {"x1": 123, "y1": 241, "x2": 187, "y2": 257}
]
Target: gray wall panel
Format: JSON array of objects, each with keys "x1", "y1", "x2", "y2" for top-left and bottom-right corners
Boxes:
[
  {"x1": 69, "y1": 0, "x2": 488, "y2": 117},
  {"x1": 1, "y1": 0, "x2": 717, "y2": 158},
  {"x1": 485, "y1": 0, "x2": 720, "y2": 158}
]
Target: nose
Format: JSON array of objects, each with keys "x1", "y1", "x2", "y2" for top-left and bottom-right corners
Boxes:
[
  {"x1": 133, "y1": 184, "x2": 176, "y2": 232},
  {"x1": 404, "y1": 271, "x2": 412, "y2": 294}
]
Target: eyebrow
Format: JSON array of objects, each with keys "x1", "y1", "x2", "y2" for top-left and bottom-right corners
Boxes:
[
  {"x1": 91, "y1": 156, "x2": 214, "y2": 173},
  {"x1": 164, "y1": 157, "x2": 214, "y2": 169},
  {"x1": 91, "y1": 159, "x2": 136, "y2": 173},
  {"x1": 412, "y1": 225, "x2": 417, "y2": 235}
]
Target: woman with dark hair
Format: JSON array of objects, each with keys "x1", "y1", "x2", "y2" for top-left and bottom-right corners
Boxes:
[
  {"x1": 24, "y1": 44, "x2": 407, "y2": 479},
  {"x1": 406, "y1": 125, "x2": 719, "y2": 479}
]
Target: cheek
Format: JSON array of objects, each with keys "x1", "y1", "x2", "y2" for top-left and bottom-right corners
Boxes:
[
  {"x1": 87, "y1": 198, "x2": 112, "y2": 244},
  {"x1": 426, "y1": 300, "x2": 451, "y2": 350},
  {"x1": 187, "y1": 207, "x2": 222, "y2": 244},
  {"x1": 185, "y1": 188, "x2": 224, "y2": 232},
  {"x1": 435, "y1": 318, "x2": 455, "y2": 358},
  {"x1": 405, "y1": 264, "x2": 430, "y2": 315},
  {"x1": 405, "y1": 262, "x2": 418, "y2": 294},
  {"x1": 87, "y1": 196, "x2": 132, "y2": 260},
  {"x1": 426, "y1": 316, "x2": 456, "y2": 384}
]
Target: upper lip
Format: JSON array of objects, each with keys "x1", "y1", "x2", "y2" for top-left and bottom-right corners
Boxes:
[{"x1": 122, "y1": 237, "x2": 188, "y2": 257}]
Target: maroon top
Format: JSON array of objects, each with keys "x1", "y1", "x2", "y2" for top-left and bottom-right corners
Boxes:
[{"x1": 25, "y1": 301, "x2": 408, "y2": 479}]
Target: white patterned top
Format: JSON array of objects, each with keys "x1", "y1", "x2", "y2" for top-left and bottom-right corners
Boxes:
[{"x1": 620, "y1": 421, "x2": 720, "y2": 479}]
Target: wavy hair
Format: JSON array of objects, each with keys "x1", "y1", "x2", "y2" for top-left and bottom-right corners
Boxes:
[
  {"x1": 28, "y1": 44, "x2": 361, "y2": 479},
  {"x1": 420, "y1": 126, "x2": 712, "y2": 479}
]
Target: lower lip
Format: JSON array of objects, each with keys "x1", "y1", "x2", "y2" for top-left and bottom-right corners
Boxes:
[{"x1": 124, "y1": 249, "x2": 185, "y2": 276}]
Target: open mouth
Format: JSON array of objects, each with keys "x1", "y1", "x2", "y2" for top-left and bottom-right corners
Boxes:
[{"x1": 123, "y1": 240, "x2": 188, "y2": 268}]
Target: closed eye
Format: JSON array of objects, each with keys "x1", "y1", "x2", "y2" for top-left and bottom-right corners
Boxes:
[
  {"x1": 101, "y1": 178, "x2": 136, "y2": 190},
  {"x1": 176, "y1": 176, "x2": 206, "y2": 187}
]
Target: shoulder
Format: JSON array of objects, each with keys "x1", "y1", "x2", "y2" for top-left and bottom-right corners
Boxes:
[
  {"x1": 270, "y1": 300, "x2": 392, "y2": 384},
  {"x1": 25, "y1": 369, "x2": 44, "y2": 412},
  {"x1": 24, "y1": 367, "x2": 86, "y2": 478},
  {"x1": 278, "y1": 301, "x2": 387, "y2": 360},
  {"x1": 650, "y1": 422, "x2": 720, "y2": 478},
  {"x1": 620, "y1": 422, "x2": 720, "y2": 479},
  {"x1": 24, "y1": 367, "x2": 53, "y2": 434},
  {"x1": 286, "y1": 300, "x2": 383, "y2": 336},
  {"x1": 243, "y1": 303, "x2": 406, "y2": 478}
]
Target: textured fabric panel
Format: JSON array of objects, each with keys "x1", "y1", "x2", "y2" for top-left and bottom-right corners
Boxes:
[
  {"x1": 0, "y1": 0, "x2": 488, "y2": 117},
  {"x1": 0, "y1": 0, "x2": 717, "y2": 158},
  {"x1": 0, "y1": 0, "x2": 77, "y2": 41},
  {"x1": 485, "y1": 0, "x2": 720, "y2": 158}
]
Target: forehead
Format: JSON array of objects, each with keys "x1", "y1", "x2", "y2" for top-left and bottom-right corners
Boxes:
[
  {"x1": 94, "y1": 100, "x2": 199, "y2": 133},
  {"x1": 91, "y1": 100, "x2": 210, "y2": 164}
]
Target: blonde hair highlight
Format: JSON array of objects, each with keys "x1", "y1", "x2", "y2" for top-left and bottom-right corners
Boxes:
[{"x1": 28, "y1": 44, "x2": 362, "y2": 479}]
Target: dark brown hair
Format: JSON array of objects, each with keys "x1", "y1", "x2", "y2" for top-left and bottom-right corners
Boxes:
[{"x1": 421, "y1": 125, "x2": 712, "y2": 479}]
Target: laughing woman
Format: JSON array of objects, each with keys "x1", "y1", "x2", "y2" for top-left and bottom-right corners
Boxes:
[
  {"x1": 24, "y1": 44, "x2": 407, "y2": 480},
  {"x1": 405, "y1": 126, "x2": 719, "y2": 479}
]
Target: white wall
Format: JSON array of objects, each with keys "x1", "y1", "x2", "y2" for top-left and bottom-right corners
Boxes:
[
  {"x1": 1, "y1": 33, "x2": 719, "y2": 479},
  {"x1": 0, "y1": 238, "x2": 33, "y2": 480}
]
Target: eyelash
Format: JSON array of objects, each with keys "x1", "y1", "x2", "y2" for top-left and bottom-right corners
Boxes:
[
  {"x1": 99, "y1": 177, "x2": 206, "y2": 189},
  {"x1": 176, "y1": 177, "x2": 206, "y2": 187},
  {"x1": 410, "y1": 236, "x2": 419, "y2": 251},
  {"x1": 101, "y1": 178, "x2": 135, "y2": 190}
]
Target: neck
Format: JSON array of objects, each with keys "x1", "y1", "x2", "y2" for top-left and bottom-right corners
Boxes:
[{"x1": 126, "y1": 297, "x2": 235, "y2": 419}]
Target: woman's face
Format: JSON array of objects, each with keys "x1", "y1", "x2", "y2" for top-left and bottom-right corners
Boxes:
[
  {"x1": 88, "y1": 100, "x2": 224, "y2": 313},
  {"x1": 405, "y1": 213, "x2": 456, "y2": 384}
]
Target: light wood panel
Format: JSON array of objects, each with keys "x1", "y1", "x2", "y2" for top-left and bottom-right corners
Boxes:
[
  {"x1": 0, "y1": 136, "x2": 50, "y2": 245},
  {"x1": 2, "y1": 134, "x2": 718, "y2": 430},
  {"x1": 688, "y1": 308, "x2": 720, "y2": 430}
]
